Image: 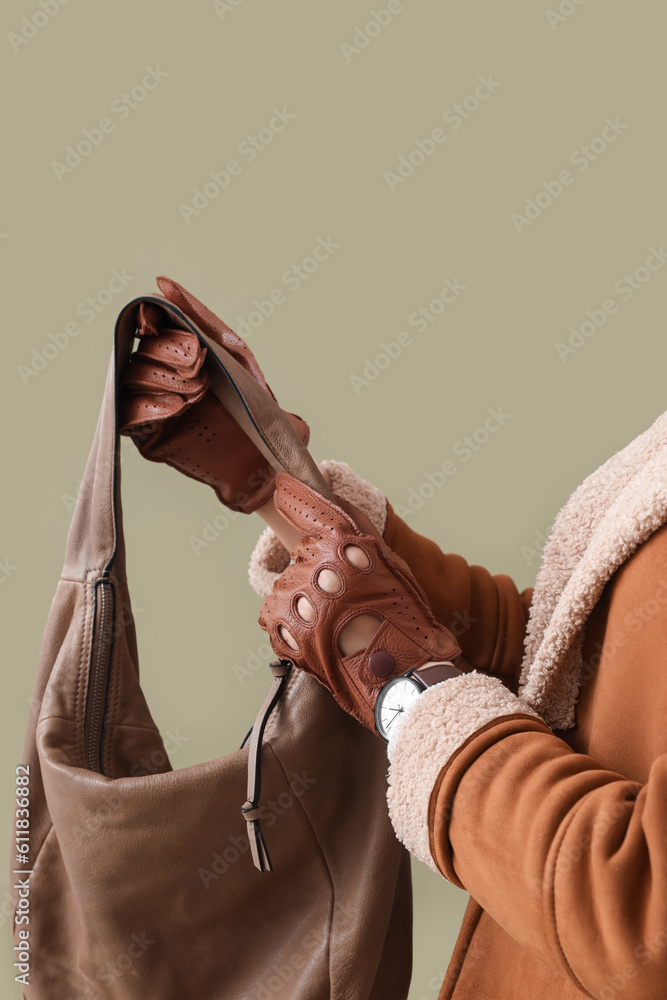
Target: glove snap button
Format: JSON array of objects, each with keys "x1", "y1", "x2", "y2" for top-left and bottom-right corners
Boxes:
[{"x1": 368, "y1": 651, "x2": 394, "y2": 677}]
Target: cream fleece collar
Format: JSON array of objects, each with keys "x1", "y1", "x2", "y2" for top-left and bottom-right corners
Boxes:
[{"x1": 519, "y1": 408, "x2": 667, "y2": 730}]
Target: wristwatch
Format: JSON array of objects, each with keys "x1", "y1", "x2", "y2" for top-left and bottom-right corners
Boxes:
[{"x1": 374, "y1": 661, "x2": 462, "y2": 742}]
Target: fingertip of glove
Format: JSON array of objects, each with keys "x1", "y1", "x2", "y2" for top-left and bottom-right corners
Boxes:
[{"x1": 155, "y1": 275, "x2": 178, "y2": 297}]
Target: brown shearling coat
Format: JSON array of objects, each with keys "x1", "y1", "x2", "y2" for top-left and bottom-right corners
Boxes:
[
  {"x1": 385, "y1": 508, "x2": 667, "y2": 999},
  {"x1": 381, "y1": 411, "x2": 667, "y2": 999}
]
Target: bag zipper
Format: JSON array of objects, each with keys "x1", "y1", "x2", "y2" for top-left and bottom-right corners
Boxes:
[{"x1": 86, "y1": 578, "x2": 116, "y2": 773}]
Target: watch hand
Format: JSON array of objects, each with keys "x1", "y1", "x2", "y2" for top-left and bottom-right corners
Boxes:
[{"x1": 384, "y1": 709, "x2": 404, "y2": 731}]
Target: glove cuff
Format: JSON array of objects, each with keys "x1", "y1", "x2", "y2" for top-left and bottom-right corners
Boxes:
[{"x1": 248, "y1": 460, "x2": 388, "y2": 598}]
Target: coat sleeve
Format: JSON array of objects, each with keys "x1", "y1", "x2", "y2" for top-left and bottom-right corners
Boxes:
[
  {"x1": 383, "y1": 501, "x2": 533, "y2": 689},
  {"x1": 386, "y1": 676, "x2": 667, "y2": 1000}
]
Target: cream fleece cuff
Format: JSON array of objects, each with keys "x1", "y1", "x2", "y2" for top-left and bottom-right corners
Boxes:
[
  {"x1": 247, "y1": 459, "x2": 388, "y2": 598},
  {"x1": 386, "y1": 672, "x2": 542, "y2": 875}
]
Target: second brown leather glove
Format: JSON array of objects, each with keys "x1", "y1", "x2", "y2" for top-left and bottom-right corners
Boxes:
[
  {"x1": 119, "y1": 277, "x2": 309, "y2": 513},
  {"x1": 258, "y1": 473, "x2": 463, "y2": 732}
]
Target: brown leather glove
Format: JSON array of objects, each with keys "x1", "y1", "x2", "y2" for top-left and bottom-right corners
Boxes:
[
  {"x1": 258, "y1": 473, "x2": 463, "y2": 731},
  {"x1": 119, "y1": 277, "x2": 309, "y2": 513}
]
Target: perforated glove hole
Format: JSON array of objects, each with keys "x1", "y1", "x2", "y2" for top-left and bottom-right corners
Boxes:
[
  {"x1": 314, "y1": 566, "x2": 344, "y2": 595},
  {"x1": 294, "y1": 594, "x2": 316, "y2": 624},
  {"x1": 278, "y1": 624, "x2": 299, "y2": 651},
  {"x1": 337, "y1": 613, "x2": 382, "y2": 656},
  {"x1": 339, "y1": 543, "x2": 372, "y2": 570}
]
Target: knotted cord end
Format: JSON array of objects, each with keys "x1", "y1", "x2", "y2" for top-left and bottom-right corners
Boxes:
[{"x1": 241, "y1": 800, "x2": 272, "y2": 872}]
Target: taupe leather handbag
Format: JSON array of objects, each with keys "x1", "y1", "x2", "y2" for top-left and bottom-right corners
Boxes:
[{"x1": 11, "y1": 294, "x2": 412, "y2": 1000}]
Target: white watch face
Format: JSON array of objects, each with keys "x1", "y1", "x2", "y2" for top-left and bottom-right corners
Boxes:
[{"x1": 375, "y1": 675, "x2": 422, "y2": 741}]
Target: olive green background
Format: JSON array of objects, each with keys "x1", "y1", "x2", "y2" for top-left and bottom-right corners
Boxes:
[{"x1": 2, "y1": 1, "x2": 666, "y2": 996}]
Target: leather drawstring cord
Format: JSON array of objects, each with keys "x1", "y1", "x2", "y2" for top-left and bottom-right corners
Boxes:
[{"x1": 241, "y1": 658, "x2": 292, "y2": 872}]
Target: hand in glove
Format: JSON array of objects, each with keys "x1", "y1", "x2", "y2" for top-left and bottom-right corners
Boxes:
[
  {"x1": 258, "y1": 473, "x2": 463, "y2": 732},
  {"x1": 119, "y1": 276, "x2": 309, "y2": 513}
]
